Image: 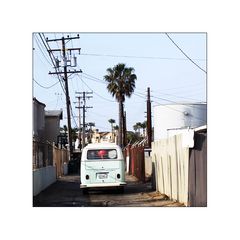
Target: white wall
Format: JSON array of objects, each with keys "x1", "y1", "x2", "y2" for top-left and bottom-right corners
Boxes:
[
  {"x1": 33, "y1": 166, "x2": 56, "y2": 196},
  {"x1": 154, "y1": 103, "x2": 207, "y2": 140}
]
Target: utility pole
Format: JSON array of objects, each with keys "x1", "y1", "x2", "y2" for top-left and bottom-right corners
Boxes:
[
  {"x1": 47, "y1": 35, "x2": 82, "y2": 159},
  {"x1": 147, "y1": 87, "x2": 152, "y2": 148},
  {"x1": 74, "y1": 96, "x2": 82, "y2": 150},
  {"x1": 75, "y1": 91, "x2": 93, "y2": 148}
]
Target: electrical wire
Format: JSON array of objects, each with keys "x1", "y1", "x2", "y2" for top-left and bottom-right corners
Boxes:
[
  {"x1": 34, "y1": 35, "x2": 53, "y2": 66},
  {"x1": 133, "y1": 92, "x2": 206, "y2": 123},
  {"x1": 83, "y1": 72, "x2": 206, "y2": 103},
  {"x1": 82, "y1": 73, "x2": 106, "y2": 84},
  {"x1": 39, "y1": 33, "x2": 66, "y2": 95},
  {"x1": 134, "y1": 90, "x2": 206, "y2": 107},
  {"x1": 33, "y1": 78, "x2": 59, "y2": 89},
  {"x1": 76, "y1": 74, "x2": 117, "y2": 103},
  {"x1": 81, "y1": 53, "x2": 205, "y2": 61},
  {"x1": 165, "y1": 33, "x2": 207, "y2": 74},
  {"x1": 38, "y1": 33, "x2": 80, "y2": 132},
  {"x1": 135, "y1": 89, "x2": 203, "y2": 102},
  {"x1": 79, "y1": 72, "x2": 206, "y2": 113}
]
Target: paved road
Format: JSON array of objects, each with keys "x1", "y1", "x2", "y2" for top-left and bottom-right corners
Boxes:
[{"x1": 33, "y1": 174, "x2": 184, "y2": 207}]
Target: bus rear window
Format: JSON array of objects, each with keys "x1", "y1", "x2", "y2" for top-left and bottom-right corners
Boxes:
[{"x1": 87, "y1": 149, "x2": 117, "y2": 160}]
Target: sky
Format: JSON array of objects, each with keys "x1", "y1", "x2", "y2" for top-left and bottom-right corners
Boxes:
[{"x1": 33, "y1": 32, "x2": 207, "y2": 133}]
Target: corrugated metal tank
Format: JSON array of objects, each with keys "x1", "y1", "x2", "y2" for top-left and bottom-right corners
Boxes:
[{"x1": 153, "y1": 103, "x2": 207, "y2": 140}]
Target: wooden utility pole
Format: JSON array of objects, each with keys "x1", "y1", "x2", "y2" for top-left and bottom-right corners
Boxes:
[
  {"x1": 47, "y1": 35, "x2": 82, "y2": 159},
  {"x1": 147, "y1": 87, "x2": 152, "y2": 148},
  {"x1": 62, "y1": 37, "x2": 73, "y2": 156},
  {"x1": 75, "y1": 96, "x2": 82, "y2": 149},
  {"x1": 75, "y1": 91, "x2": 93, "y2": 148}
]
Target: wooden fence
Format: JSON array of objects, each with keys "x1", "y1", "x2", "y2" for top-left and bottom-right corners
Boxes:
[
  {"x1": 124, "y1": 145, "x2": 145, "y2": 182},
  {"x1": 188, "y1": 132, "x2": 207, "y2": 206},
  {"x1": 152, "y1": 135, "x2": 189, "y2": 205},
  {"x1": 53, "y1": 146, "x2": 69, "y2": 178},
  {"x1": 151, "y1": 131, "x2": 207, "y2": 206}
]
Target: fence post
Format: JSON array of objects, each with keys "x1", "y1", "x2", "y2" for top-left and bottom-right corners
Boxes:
[
  {"x1": 128, "y1": 145, "x2": 131, "y2": 174},
  {"x1": 141, "y1": 146, "x2": 145, "y2": 183},
  {"x1": 131, "y1": 146, "x2": 135, "y2": 176}
]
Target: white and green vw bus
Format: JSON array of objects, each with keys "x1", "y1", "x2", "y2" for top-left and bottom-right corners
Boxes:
[{"x1": 80, "y1": 143, "x2": 126, "y2": 193}]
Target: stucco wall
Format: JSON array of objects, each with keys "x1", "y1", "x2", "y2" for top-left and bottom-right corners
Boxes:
[
  {"x1": 33, "y1": 166, "x2": 56, "y2": 196},
  {"x1": 45, "y1": 117, "x2": 60, "y2": 144}
]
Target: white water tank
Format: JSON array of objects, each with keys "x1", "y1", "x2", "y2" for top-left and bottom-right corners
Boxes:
[{"x1": 153, "y1": 103, "x2": 207, "y2": 140}]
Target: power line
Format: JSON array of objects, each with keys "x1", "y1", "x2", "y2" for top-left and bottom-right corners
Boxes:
[
  {"x1": 33, "y1": 78, "x2": 59, "y2": 89},
  {"x1": 81, "y1": 52, "x2": 205, "y2": 61},
  {"x1": 82, "y1": 73, "x2": 202, "y2": 103},
  {"x1": 134, "y1": 90, "x2": 206, "y2": 106},
  {"x1": 76, "y1": 74, "x2": 116, "y2": 103},
  {"x1": 82, "y1": 72, "x2": 106, "y2": 84},
  {"x1": 38, "y1": 33, "x2": 66, "y2": 95},
  {"x1": 135, "y1": 89, "x2": 203, "y2": 102},
  {"x1": 34, "y1": 35, "x2": 53, "y2": 66},
  {"x1": 165, "y1": 33, "x2": 207, "y2": 74},
  {"x1": 82, "y1": 75, "x2": 106, "y2": 85},
  {"x1": 133, "y1": 91, "x2": 206, "y2": 122},
  {"x1": 83, "y1": 72, "x2": 205, "y2": 102},
  {"x1": 79, "y1": 72, "x2": 206, "y2": 108},
  {"x1": 133, "y1": 92, "x2": 146, "y2": 100}
]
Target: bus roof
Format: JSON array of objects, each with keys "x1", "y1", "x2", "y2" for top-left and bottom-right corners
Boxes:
[{"x1": 84, "y1": 143, "x2": 120, "y2": 149}]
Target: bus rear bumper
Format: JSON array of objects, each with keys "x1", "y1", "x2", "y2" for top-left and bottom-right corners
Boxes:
[{"x1": 80, "y1": 182, "x2": 126, "y2": 189}]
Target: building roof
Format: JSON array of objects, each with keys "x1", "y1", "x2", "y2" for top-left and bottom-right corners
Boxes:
[
  {"x1": 194, "y1": 125, "x2": 207, "y2": 132},
  {"x1": 45, "y1": 110, "x2": 63, "y2": 119},
  {"x1": 33, "y1": 97, "x2": 46, "y2": 107},
  {"x1": 99, "y1": 132, "x2": 111, "y2": 136}
]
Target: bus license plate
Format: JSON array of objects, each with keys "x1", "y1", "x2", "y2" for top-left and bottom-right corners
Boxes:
[{"x1": 98, "y1": 173, "x2": 108, "y2": 179}]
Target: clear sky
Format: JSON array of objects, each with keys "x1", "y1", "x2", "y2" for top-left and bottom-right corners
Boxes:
[{"x1": 33, "y1": 32, "x2": 206, "y2": 132}]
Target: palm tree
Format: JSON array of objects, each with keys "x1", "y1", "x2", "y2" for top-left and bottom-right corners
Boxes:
[
  {"x1": 141, "y1": 121, "x2": 147, "y2": 137},
  {"x1": 108, "y1": 119, "x2": 115, "y2": 142},
  {"x1": 134, "y1": 122, "x2": 142, "y2": 135},
  {"x1": 104, "y1": 63, "x2": 137, "y2": 147},
  {"x1": 133, "y1": 123, "x2": 138, "y2": 133},
  {"x1": 113, "y1": 125, "x2": 119, "y2": 144}
]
